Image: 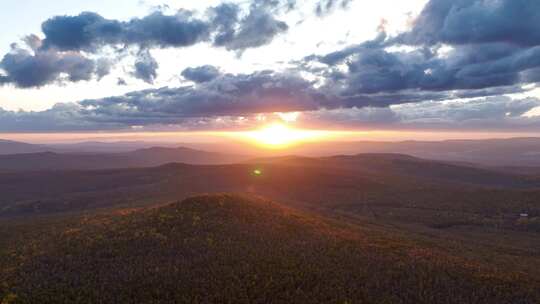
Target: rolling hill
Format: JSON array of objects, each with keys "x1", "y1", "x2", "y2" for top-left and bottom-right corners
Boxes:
[
  {"x1": 1, "y1": 194, "x2": 538, "y2": 303},
  {"x1": 1, "y1": 154, "x2": 538, "y2": 232},
  {"x1": 251, "y1": 153, "x2": 540, "y2": 188},
  {"x1": 0, "y1": 153, "x2": 539, "y2": 303}
]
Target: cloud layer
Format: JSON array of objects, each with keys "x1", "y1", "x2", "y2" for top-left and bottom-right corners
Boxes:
[
  {"x1": 181, "y1": 65, "x2": 222, "y2": 83},
  {"x1": 401, "y1": 0, "x2": 540, "y2": 46},
  {"x1": 0, "y1": 0, "x2": 540, "y2": 132},
  {"x1": 2, "y1": 95, "x2": 540, "y2": 132},
  {"x1": 0, "y1": 1, "x2": 291, "y2": 87},
  {"x1": 1, "y1": 45, "x2": 96, "y2": 88},
  {"x1": 297, "y1": 0, "x2": 540, "y2": 118}
]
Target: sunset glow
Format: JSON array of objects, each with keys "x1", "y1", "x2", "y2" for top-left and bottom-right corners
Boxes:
[
  {"x1": 1, "y1": 1, "x2": 539, "y2": 301},
  {"x1": 240, "y1": 123, "x2": 331, "y2": 148}
]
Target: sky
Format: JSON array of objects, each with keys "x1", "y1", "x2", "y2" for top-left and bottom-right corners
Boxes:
[{"x1": 1, "y1": 0, "x2": 540, "y2": 141}]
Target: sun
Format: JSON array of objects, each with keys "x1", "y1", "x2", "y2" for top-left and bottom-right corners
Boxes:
[{"x1": 241, "y1": 123, "x2": 329, "y2": 148}]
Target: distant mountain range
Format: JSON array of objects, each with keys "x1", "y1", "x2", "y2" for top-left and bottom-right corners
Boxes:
[
  {"x1": 48, "y1": 141, "x2": 181, "y2": 153},
  {"x1": 324, "y1": 138, "x2": 540, "y2": 167},
  {"x1": 2, "y1": 137, "x2": 540, "y2": 169},
  {"x1": 0, "y1": 146, "x2": 247, "y2": 171},
  {"x1": 202, "y1": 137, "x2": 540, "y2": 167},
  {"x1": 0, "y1": 139, "x2": 49, "y2": 155}
]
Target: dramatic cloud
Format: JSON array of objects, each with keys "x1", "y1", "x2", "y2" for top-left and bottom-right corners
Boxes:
[
  {"x1": 39, "y1": 3, "x2": 292, "y2": 53},
  {"x1": 2, "y1": 95, "x2": 540, "y2": 132},
  {"x1": 0, "y1": 44, "x2": 97, "y2": 88},
  {"x1": 132, "y1": 50, "x2": 159, "y2": 83},
  {"x1": 209, "y1": 3, "x2": 241, "y2": 47},
  {"x1": 1, "y1": 0, "x2": 540, "y2": 133},
  {"x1": 401, "y1": 0, "x2": 540, "y2": 46},
  {"x1": 211, "y1": 4, "x2": 288, "y2": 51},
  {"x1": 297, "y1": 96, "x2": 540, "y2": 131},
  {"x1": 320, "y1": 43, "x2": 528, "y2": 94},
  {"x1": 310, "y1": 42, "x2": 540, "y2": 97},
  {"x1": 182, "y1": 65, "x2": 221, "y2": 83},
  {"x1": 78, "y1": 70, "x2": 323, "y2": 122},
  {"x1": 40, "y1": 11, "x2": 210, "y2": 51},
  {"x1": 75, "y1": 68, "x2": 526, "y2": 126},
  {"x1": 0, "y1": 2, "x2": 291, "y2": 88},
  {"x1": 301, "y1": 0, "x2": 540, "y2": 112}
]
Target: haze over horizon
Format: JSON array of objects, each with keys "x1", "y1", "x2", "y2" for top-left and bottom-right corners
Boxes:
[{"x1": 1, "y1": 0, "x2": 540, "y2": 144}]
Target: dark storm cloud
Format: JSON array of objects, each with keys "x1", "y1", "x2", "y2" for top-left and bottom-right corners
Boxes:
[
  {"x1": 182, "y1": 65, "x2": 221, "y2": 83},
  {"x1": 40, "y1": 11, "x2": 211, "y2": 51},
  {"x1": 308, "y1": 40, "x2": 539, "y2": 97},
  {"x1": 339, "y1": 45, "x2": 517, "y2": 94},
  {"x1": 301, "y1": 0, "x2": 540, "y2": 109},
  {"x1": 0, "y1": 45, "x2": 97, "y2": 88},
  {"x1": 401, "y1": 0, "x2": 540, "y2": 46},
  {"x1": 40, "y1": 3, "x2": 291, "y2": 53}
]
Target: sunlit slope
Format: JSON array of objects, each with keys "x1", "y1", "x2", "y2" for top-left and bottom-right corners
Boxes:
[{"x1": 1, "y1": 194, "x2": 538, "y2": 303}]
